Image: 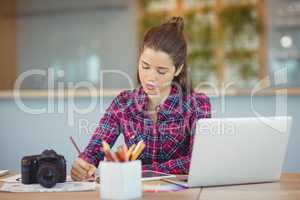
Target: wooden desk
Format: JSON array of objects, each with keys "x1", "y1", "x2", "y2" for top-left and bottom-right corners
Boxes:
[
  {"x1": 0, "y1": 173, "x2": 299, "y2": 200},
  {"x1": 0, "y1": 174, "x2": 201, "y2": 200},
  {"x1": 199, "y1": 173, "x2": 300, "y2": 200}
]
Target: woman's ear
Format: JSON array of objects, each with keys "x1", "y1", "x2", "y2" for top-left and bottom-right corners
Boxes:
[{"x1": 174, "y1": 64, "x2": 184, "y2": 77}]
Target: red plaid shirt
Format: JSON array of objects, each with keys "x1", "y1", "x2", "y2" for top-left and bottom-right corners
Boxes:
[{"x1": 81, "y1": 85, "x2": 211, "y2": 174}]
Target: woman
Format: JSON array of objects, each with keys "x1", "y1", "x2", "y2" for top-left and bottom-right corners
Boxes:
[{"x1": 71, "y1": 16, "x2": 211, "y2": 181}]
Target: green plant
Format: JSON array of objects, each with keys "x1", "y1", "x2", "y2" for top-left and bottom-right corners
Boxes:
[
  {"x1": 219, "y1": 6, "x2": 260, "y2": 82},
  {"x1": 184, "y1": 11, "x2": 217, "y2": 85},
  {"x1": 139, "y1": 13, "x2": 167, "y2": 40},
  {"x1": 139, "y1": 0, "x2": 261, "y2": 87}
]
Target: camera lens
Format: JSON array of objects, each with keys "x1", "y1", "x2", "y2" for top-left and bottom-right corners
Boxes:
[{"x1": 37, "y1": 164, "x2": 58, "y2": 188}]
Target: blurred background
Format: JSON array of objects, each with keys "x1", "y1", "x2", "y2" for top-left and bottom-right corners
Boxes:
[{"x1": 0, "y1": 0, "x2": 299, "y2": 173}]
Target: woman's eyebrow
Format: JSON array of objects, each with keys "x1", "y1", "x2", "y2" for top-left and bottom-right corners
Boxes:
[
  {"x1": 157, "y1": 66, "x2": 169, "y2": 70},
  {"x1": 142, "y1": 59, "x2": 169, "y2": 69},
  {"x1": 141, "y1": 60, "x2": 150, "y2": 66}
]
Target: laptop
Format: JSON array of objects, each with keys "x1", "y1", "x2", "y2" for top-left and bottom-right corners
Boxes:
[{"x1": 166, "y1": 116, "x2": 292, "y2": 187}]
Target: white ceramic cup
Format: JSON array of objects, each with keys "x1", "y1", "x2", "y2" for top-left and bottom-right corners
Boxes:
[{"x1": 99, "y1": 160, "x2": 142, "y2": 200}]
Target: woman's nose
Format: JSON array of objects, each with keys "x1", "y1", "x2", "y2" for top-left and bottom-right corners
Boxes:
[{"x1": 146, "y1": 67, "x2": 158, "y2": 80}]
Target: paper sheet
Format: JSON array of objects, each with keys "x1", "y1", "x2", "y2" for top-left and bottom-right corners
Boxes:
[
  {"x1": 0, "y1": 174, "x2": 96, "y2": 192},
  {"x1": 0, "y1": 174, "x2": 73, "y2": 183},
  {"x1": 0, "y1": 174, "x2": 184, "y2": 193},
  {"x1": 142, "y1": 182, "x2": 186, "y2": 192},
  {"x1": 0, "y1": 182, "x2": 96, "y2": 192}
]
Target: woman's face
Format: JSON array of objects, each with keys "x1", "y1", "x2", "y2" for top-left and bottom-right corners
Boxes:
[{"x1": 138, "y1": 47, "x2": 182, "y2": 96}]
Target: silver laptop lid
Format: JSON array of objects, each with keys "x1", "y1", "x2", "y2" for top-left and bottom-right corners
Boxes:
[{"x1": 188, "y1": 116, "x2": 292, "y2": 187}]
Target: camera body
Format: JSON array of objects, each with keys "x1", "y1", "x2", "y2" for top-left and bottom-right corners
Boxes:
[{"x1": 21, "y1": 149, "x2": 66, "y2": 188}]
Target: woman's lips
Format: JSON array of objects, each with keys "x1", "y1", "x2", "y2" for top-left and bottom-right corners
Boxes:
[{"x1": 145, "y1": 82, "x2": 156, "y2": 90}]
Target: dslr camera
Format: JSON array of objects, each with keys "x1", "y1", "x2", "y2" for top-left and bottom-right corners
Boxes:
[{"x1": 21, "y1": 149, "x2": 66, "y2": 188}]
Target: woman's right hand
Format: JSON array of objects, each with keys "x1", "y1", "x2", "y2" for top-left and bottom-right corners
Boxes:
[{"x1": 71, "y1": 157, "x2": 96, "y2": 181}]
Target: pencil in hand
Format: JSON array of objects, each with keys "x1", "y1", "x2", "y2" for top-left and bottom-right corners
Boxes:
[{"x1": 69, "y1": 136, "x2": 81, "y2": 155}]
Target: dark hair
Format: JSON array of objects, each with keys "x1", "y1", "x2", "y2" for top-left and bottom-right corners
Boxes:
[{"x1": 137, "y1": 16, "x2": 192, "y2": 94}]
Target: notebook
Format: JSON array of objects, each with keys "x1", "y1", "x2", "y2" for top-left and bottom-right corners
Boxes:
[{"x1": 0, "y1": 170, "x2": 9, "y2": 177}]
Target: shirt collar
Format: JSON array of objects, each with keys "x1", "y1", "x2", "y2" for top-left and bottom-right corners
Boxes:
[{"x1": 135, "y1": 84, "x2": 182, "y2": 116}]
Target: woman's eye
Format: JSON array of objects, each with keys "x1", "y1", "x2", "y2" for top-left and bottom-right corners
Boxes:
[
  {"x1": 142, "y1": 65, "x2": 150, "y2": 69},
  {"x1": 157, "y1": 69, "x2": 168, "y2": 75}
]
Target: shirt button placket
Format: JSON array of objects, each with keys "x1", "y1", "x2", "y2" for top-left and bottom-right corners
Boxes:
[
  {"x1": 152, "y1": 123, "x2": 156, "y2": 159},
  {"x1": 153, "y1": 105, "x2": 160, "y2": 161}
]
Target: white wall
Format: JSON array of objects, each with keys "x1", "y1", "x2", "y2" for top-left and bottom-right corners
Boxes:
[
  {"x1": 0, "y1": 95, "x2": 300, "y2": 173},
  {"x1": 17, "y1": 0, "x2": 138, "y2": 89}
]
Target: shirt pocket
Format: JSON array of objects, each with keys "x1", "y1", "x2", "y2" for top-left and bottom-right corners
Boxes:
[
  {"x1": 122, "y1": 119, "x2": 144, "y2": 145},
  {"x1": 159, "y1": 117, "x2": 187, "y2": 160}
]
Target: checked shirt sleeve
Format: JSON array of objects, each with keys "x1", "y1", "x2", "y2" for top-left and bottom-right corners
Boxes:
[
  {"x1": 80, "y1": 91, "x2": 126, "y2": 167},
  {"x1": 142, "y1": 93, "x2": 211, "y2": 174}
]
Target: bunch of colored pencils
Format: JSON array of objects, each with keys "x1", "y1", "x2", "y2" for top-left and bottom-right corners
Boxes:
[{"x1": 102, "y1": 140, "x2": 145, "y2": 162}]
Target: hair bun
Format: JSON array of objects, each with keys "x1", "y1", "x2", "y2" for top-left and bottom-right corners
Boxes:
[{"x1": 166, "y1": 16, "x2": 184, "y2": 32}]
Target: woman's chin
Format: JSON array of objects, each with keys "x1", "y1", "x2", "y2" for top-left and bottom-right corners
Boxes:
[{"x1": 143, "y1": 87, "x2": 160, "y2": 96}]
